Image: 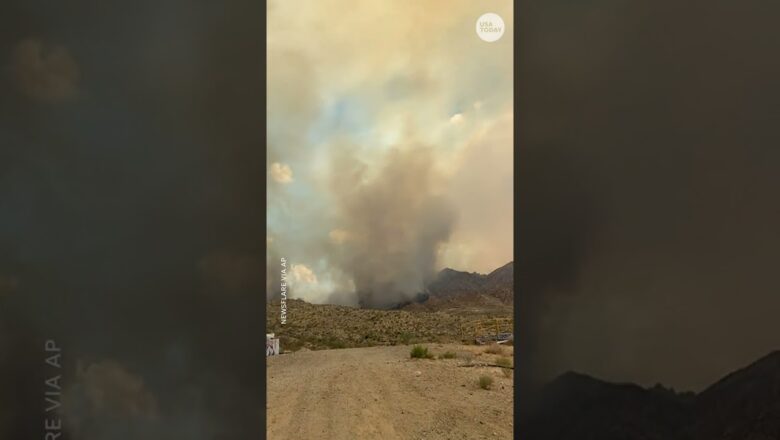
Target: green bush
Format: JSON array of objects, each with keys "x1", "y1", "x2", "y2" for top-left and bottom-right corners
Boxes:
[
  {"x1": 410, "y1": 345, "x2": 433, "y2": 359},
  {"x1": 478, "y1": 375, "x2": 494, "y2": 390},
  {"x1": 441, "y1": 351, "x2": 457, "y2": 359},
  {"x1": 495, "y1": 356, "x2": 512, "y2": 368},
  {"x1": 400, "y1": 332, "x2": 414, "y2": 345},
  {"x1": 319, "y1": 336, "x2": 346, "y2": 349}
]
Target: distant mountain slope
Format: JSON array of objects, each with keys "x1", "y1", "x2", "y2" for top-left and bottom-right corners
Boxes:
[
  {"x1": 522, "y1": 372, "x2": 693, "y2": 440},
  {"x1": 401, "y1": 262, "x2": 513, "y2": 313},
  {"x1": 695, "y1": 350, "x2": 780, "y2": 439},
  {"x1": 485, "y1": 261, "x2": 514, "y2": 289},
  {"x1": 522, "y1": 351, "x2": 780, "y2": 440},
  {"x1": 427, "y1": 261, "x2": 513, "y2": 295},
  {"x1": 426, "y1": 268, "x2": 488, "y2": 295}
]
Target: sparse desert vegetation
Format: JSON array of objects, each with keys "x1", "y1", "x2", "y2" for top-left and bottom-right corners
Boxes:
[
  {"x1": 265, "y1": 265, "x2": 515, "y2": 438},
  {"x1": 460, "y1": 351, "x2": 475, "y2": 365},
  {"x1": 484, "y1": 344, "x2": 507, "y2": 356},
  {"x1": 267, "y1": 298, "x2": 510, "y2": 352},
  {"x1": 496, "y1": 356, "x2": 513, "y2": 378},
  {"x1": 267, "y1": 344, "x2": 513, "y2": 439},
  {"x1": 478, "y1": 375, "x2": 494, "y2": 390},
  {"x1": 495, "y1": 356, "x2": 512, "y2": 368},
  {"x1": 410, "y1": 345, "x2": 434, "y2": 359}
]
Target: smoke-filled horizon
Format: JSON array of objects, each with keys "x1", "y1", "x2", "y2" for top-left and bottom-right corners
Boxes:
[
  {"x1": 267, "y1": 0, "x2": 514, "y2": 308},
  {"x1": 518, "y1": 0, "x2": 780, "y2": 393}
]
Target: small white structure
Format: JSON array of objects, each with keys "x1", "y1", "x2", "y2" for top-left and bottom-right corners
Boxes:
[{"x1": 266, "y1": 333, "x2": 280, "y2": 356}]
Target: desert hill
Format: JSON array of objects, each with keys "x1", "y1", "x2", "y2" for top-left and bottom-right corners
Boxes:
[
  {"x1": 522, "y1": 351, "x2": 780, "y2": 439},
  {"x1": 401, "y1": 262, "x2": 514, "y2": 314},
  {"x1": 694, "y1": 350, "x2": 780, "y2": 439},
  {"x1": 266, "y1": 298, "x2": 477, "y2": 351},
  {"x1": 266, "y1": 263, "x2": 514, "y2": 351}
]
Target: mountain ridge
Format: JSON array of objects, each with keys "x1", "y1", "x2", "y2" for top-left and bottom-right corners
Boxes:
[
  {"x1": 524, "y1": 350, "x2": 780, "y2": 439},
  {"x1": 399, "y1": 261, "x2": 514, "y2": 313}
]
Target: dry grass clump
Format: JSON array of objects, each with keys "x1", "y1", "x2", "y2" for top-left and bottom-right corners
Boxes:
[
  {"x1": 484, "y1": 344, "x2": 507, "y2": 356},
  {"x1": 478, "y1": 375, "x2": 494, "y2": 390},
  {"x1": 495, "y1": 356, "x2": 512, "y2": 368},
  {"x1": 460, "y1": 351, "x2": 475, "y2": 365},
  {"x1": 493, "y1": 356, "x2": 513, "y2": 378},
  {"x1": 410, "y1": 345, "x2": 434, "y2": 359}
]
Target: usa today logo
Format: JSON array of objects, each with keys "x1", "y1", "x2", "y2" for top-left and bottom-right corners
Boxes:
[{"x1": 476, "y1": 13, "x2": 505, "y2": 42}]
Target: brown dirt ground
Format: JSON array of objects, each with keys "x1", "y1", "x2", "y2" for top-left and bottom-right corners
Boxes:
[{"x1": 267, "y1": 344, "x2": 514, "y2": 440}]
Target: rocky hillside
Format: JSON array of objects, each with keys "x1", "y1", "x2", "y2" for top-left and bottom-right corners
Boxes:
[
  {"x1": 694, "y1": 350, "x2": 780, "y2": 439},
  {"x1": 266, "y1": 298, "x2": 477, "y2": 351},
  {"x1": 266, "y1": 263, "x2": 514, "y2": 351},
  {"x1": 402, "y1": 262, "x2": 514, "y2": 314},
  {"x1": 522, "y1": 373, "x2": 694, "y2": 440},
  {"x1": 521, "y1": 351, "x2": 780, "y2": 439}
]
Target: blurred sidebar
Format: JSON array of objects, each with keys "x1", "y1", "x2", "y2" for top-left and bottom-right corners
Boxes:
[
  {"x1": 517, "y1": 0, "x2": 780, "y2": 439},
  {"x1": 1, "y1": 2, "x2": 265, "y2": 439},
  {"x1": 266, "y1": 1, "x2": 514, "y2": 439}
]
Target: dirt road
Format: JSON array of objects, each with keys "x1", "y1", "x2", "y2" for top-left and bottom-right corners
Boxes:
[{"x1": 267, "y1": 344, "x2": 513, "y2": 440}]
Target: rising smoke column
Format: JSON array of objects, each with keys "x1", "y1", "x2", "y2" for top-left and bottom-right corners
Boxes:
[{"x1": 326, "y1": 142, "x2": 457, "y2": 309}]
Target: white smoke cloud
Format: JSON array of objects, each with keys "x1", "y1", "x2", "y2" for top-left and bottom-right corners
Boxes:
[
  {"x1": 269, "y1": 162, "x2": 293, "y2": 183},
  {"x1": 328, "y1": 229, "x2": 350, "y2": 245},
  {"x1": 290, "y1": 264, "x2": 318, "y2": 285},
  {"x1": 267, "y1": 0, "x2": 514, "y2": 306}
]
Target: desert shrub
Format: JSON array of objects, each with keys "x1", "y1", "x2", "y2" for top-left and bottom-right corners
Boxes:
[
  {"x1": 319, "y1": 336, "x2": 346, "y2": 349},
  {"x1": 410, "y1": 345, "x2": 433, "y2": 359},
  {"x1": 485, "y1": 344, "x2": 506, "y2": 355},
  {"x1": 278, "y1": 336, "x2": 303, "y2": 353},
  {"x1": 478, "y1": 375, "x2": 494, "y2": 390},
  {"x1": 441, "y1": 351, "x2": 457, "y2": 359},
  {"x1": 400, "y1": 332, "x2": 415, "y2": 345},
  {"x1": 460, "y1": 351, "x2": 475, "y2": 365},
  {"x1": 495, "y1": 356, "x2": 512, "y2": 368}
]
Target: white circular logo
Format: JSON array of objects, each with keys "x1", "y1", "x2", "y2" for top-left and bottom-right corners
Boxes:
[{"x1": 476, "y1": 13, "x2": 505, "y2": 42}]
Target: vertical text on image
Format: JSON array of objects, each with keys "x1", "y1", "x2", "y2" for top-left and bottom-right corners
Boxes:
[
  {"x1": 280, "y1": 257, "x2": 287, "y2": 324},
  {"x1": 44, "y1": 339, "x2": 62, "y2": 439}
]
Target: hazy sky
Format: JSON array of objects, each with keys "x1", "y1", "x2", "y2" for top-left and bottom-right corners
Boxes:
[{"x1": 267, "y1": 0, "x2": 514, "y2": 306}]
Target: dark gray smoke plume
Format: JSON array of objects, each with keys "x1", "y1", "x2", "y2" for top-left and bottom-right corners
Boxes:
[{"x1": 327, "y1": 143, "x2": 457, "y2": 308}]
